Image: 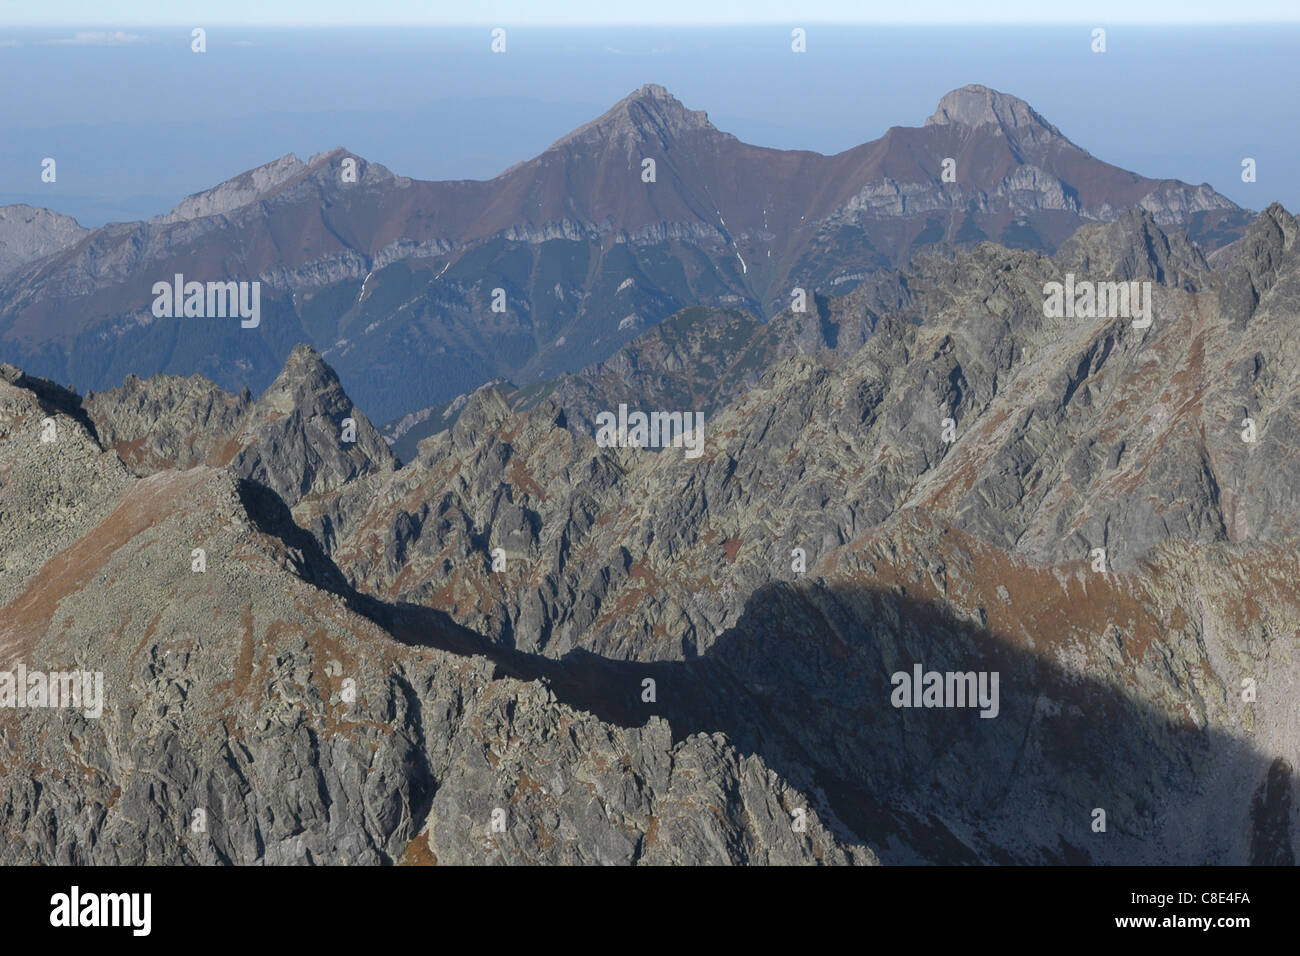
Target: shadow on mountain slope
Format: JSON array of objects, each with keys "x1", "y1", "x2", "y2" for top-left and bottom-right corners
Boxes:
[
  {"x1": 388, "y1": 587, "x2": 1293, "y2": 866},
  {"x1": 238, "y1": 478, "x2": 1295, "y2": 865},
  {"x1": 0, "y1": 363, "x2": 100, "y2": 443}
]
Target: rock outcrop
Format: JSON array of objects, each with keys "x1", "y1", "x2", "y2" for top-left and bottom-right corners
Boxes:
[{"x1": 0, "y1": 205, "x2": 88, "y2": 278}]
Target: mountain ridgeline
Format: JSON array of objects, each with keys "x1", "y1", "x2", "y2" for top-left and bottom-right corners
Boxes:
[{"x1": 0, "y1": 84, "x2": 1250, "y2": 425}]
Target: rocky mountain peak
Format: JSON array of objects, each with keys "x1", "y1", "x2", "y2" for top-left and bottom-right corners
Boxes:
[
  {"x1": 262, "y1": 343, "x2": 342, "y2": 405},
  {"x1": 545, "y1": 83, "x2": 724, "y2": 151},
  {"x1": 925, "y1": 84, "x2": 1062, "y2": 139},
  {"x1": 284, "y1": 341, "x2": 335, "y2": 372},
  {"x1": 151, "y1": 152, "x2": 314, "y2": 225},
  {"x1": 226, "y1": 344, "x2": 396, "y2": 504},
  {"x1": 450, "y1": 384, "x2": 513, "y2": 451},
  {"x1": 303, "y1": 147, "x2": 396, "y2": 186},
  {"x1": 1055, "y1": 206, "x2": 1210, "y2": 290},
  {"x1": 0, "y1": 203, "x2": 89, "y2": 277},
  {"x1": 1219, "y1": 201, "x2": 1300, "y2": 326},
  {"x1": 1253, "y1": 201, "x2": 1300, "y2": 248}
]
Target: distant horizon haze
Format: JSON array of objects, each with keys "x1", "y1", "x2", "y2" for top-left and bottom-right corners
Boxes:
[{"x1": 7, "y1": 0, "x2": 1300, "y2": 26}]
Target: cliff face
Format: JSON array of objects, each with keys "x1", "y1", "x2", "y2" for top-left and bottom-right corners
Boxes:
[{"x1": 1, "y1": 206, "x2": 1296, "y2": 865}]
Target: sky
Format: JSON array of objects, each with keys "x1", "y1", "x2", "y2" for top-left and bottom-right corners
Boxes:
[{"x1": 4, "y1": 0, "x2": 1300, "y2": 25}]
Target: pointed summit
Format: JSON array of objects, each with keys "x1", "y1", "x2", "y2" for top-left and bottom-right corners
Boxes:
[
  {"x1": 1220, "y1": 202, "x2": 1300, "y2": 327},
  {"x1": 256, "y1": 344, "x2": 376, "y2": 426},
  {"x1": 926, "y1": 84, "x2": 1062, "y2": 141},
  {"x1": 1055, "y1": 206, "x2": 1210, "y2": 291},
  {"x1": 545, "y1": 84, "x2": 725, "y2": 152},
  {"x1": 233, "y1": 344, "x2": 396, "y2": 504}
]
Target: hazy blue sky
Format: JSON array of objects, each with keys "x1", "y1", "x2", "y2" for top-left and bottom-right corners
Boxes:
[
  {"x1": 5, "y1": 1, "x2": 1300, "y2": 25},
  {"x1": 2, "y1": 24, "x2": 1295, "y2": 225}
]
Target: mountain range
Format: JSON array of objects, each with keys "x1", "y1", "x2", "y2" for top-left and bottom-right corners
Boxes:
[
  {"x1": 0, "y1": 84, "x2": 1251, "y2": 426},
  {"x1": 1, "y1": 153, "x2": 1296, "y2": 866}
]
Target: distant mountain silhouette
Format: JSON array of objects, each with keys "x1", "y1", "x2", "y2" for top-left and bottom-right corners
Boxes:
[{"x1": 0, "y1": 84, "x2": 1251, "y2": 423}]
